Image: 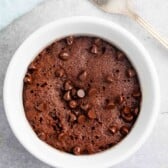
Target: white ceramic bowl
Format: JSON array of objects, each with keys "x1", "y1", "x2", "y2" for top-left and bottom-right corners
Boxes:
[{"x1": 3, "y1": 16, "x2": 160, "y2": 168}]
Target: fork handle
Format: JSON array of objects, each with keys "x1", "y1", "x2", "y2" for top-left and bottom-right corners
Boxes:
[{"x1": 129, "y1": 12, "x2": 168, "y2": 49}]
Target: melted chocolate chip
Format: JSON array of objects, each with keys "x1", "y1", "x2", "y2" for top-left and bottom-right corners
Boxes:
[
  {"x1": 106, "y1": 101, "x2": 115, "y2": 110},
  {"x1": 91, "y1": 44, "x2": 98, "y2": 54},
  {"x1": 63, "y1": 91, "x2": 71, "y2": 101},
  {"x1": 88, "y1": 88, "x2": 97, "y2": 96},
  {"x1": 69, "y1": 113, "x2": 77, "y2": 122},
  {"x1": 87, "y1": 110, "x2": 96, "y2": 119},
  {"x1": 105, "y1": 75, "x2": 113, "y2": 83},
  {"x1": 69, "y1": 100, "x2": 77, "y2": 109},
  {"x1": 59, "y1": 52, "x2": 70, "y2": 60},
  {"x1": 28, "y1": 63, "x2": 37, "y2": 72},
  {"x1": 121, "y1": 113, "x2": 134, "y2": 122},
  {"x1": 64, "y1": 81, "x2": 73, "y2": 91},
  {"x1": 120, "y1": 126, "x2": 129, "y2": 136},
  {"x1": 73, "y1": 110, "x2": 80, "y2": 116},
  {"x1": 132, "y1": 90, "x2": 141, "y2": 97},
  {"x1": 55, "y1": 68, "x2": 64, "y2": 77},
  {"x1": 109, "y1": 126, "x2": 117, "y2": 134},
  {"x1": 94, "y1": 38, "x2": 101, "y2": 45},
  {"x1": 73, "y1": 146, "x2": 81, "y2": 155},
  {"x1": 37, "y1": 132, "x2": 46, "y2": 141},
  {"x1": 71, "y1": 88, "x2": 77, "y2": 98},
  {"x1": 24, "y1": 73, "x2": 32, "y2": 84},
  {"x1": 78, "y1": 71, "x2": 87, "y2": 81},
  {"x1": 117, "y1": 51, "x2": 125, "y2": 61},
  {"x1": 133, "y1": 107, "x2": 139, "y2": 116},
  {"x1": 122, "y1": 106, "x2": 131, "y2": 115},
  {"x1": 127, "y1": 69, "x2": 136, "y2": 78},
  {"x1": 116, "y1": 95, "x2": 124, "y2": 104},
  {"x1": 80, "y1": 102, "x2": 90, "y2": 111},
  {"x1": 34, "y1": 102, "x2": 46, "y2": 112},
  {"x1": 66, "y1": 36, "x2": 74, "y2": 45},
  {"x1": 78, "y1": 115, "x2": 86, "y2": 124}
]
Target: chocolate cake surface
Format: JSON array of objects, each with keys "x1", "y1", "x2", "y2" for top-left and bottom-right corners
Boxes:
[{"x1": 23, "y1": 36, "x2": 141, "y2": 155}]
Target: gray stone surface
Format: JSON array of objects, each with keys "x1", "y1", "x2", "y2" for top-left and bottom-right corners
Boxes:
[{"x1": 0, "y1": 0, "x2": 168, "y2": 167}]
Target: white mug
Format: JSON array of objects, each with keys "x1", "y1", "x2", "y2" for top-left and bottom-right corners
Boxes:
[{"x1": 3, "y1": 16, "x2": 160, "y2": 168}]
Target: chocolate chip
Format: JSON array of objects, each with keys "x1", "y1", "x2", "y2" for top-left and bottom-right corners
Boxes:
[
  {"x1": 133, "y1": 107, "x2": 139, "y2": 116},
  {"x1": 34, "y1": 102, "x2": 45, "y2": 112},
  {"x1": 59, "y1": 52, "x2": 70, "y2": 60},
  {"x1": 69, "y1": 113, "x2": 77, "y2": 122},
  {"x1": 78, "y1": 115, "x2": 86, "y2": 124},
  {"x1": 64, "y1": 81, "x2": 73, "y2": 91},
  {"x1": 109, "y1": 126, "x2": 117, "y2": 134},
  {"x1": 66, "y1": 36, "x2": 74, "y2": 45},
  {"x1": 88, "y1": 88, "x2": 97, "y2": 96},
  {"x1": 73, "y1": 110, "x2": 80, "y2": 116},
  {"x1": 29, "y1": 64, "x2": 36, "y2": 70},
  {"x1": 37, "y1": 132, "x2": 46, "y2": 141},
  {"x1": 106, "y1": 101, "x2": 115, "y2": 110},
  {"x1": 94, "y1": 38, "x2": 101, "y2": 45},
  {"x1": 117, "y1": 51, "x2": 125, "y2": 61},
  {"x1": 91, "y1": 44, "x2": 98, "y2": 54},
  {"x1": 63, "y1": 91, "x2": 71, "y2": 101},
  {"x1": 113, "y1": 71, "x2": 120, "y2": 80},
  {"x1": 24, "y1": 73, "x2": 32, "y2": 84},
  {"x1": 127, "y1": 69, "x2": 136, "y2": 78},
  {"x1": 73, "y1": 146, "x2": 81, "y2": 155},
  {"x1": 116, "y1": 95, "x2": 124, "y2": 104},
  {"x1": 80, "y1": 102, "x2": 90, "y2": 111},
  {"x1": 71, "y1": 88, "x2": 77, "y2": 97},
  {"x1": 77, "y1": 89, "x2": 85, "y2": 98},
  {"x1": 122, "y1": 106, "x2": 131, "y2": 115},
  {"x1": 55, "y1": 68, "x2": 64, "y2": 77},
  {"x1": 78, "y1": 71, "x2": 87, "y2": 81},
  {"x1": 69, "y1": 100, "x2": 77, "y2": 109},
  {"x1": 121, "y1": 113, "x2": 134, "y2": 122},
  {"x1": 132, "y1": 90, "x2": 141, "y2": 97},
  {"x1": 105, "y1": 75, "x2": 113, "y2": 83},
  {"x1": 87, "y1": 110, "x2": 96, "y2": 119},
  {"x1": 28, "y1": 63, "x2": 37, "y2": 72},
  {"x1": 120, "y1": 126, "x2": 129, "y2": 136}
]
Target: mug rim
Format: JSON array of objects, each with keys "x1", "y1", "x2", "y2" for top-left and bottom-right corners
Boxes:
[{"x1": 3, "y1": 16, "x2": 160, "y2": 168}]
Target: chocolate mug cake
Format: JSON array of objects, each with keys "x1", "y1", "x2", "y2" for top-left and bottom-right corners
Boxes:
[{"x1": 23, "y1": 36, "x2": 141, "y2": 155}]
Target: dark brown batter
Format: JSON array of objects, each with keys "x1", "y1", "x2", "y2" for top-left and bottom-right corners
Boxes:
[{"x1": 23, "y1": 36, "x2": 141, "y2": 155}]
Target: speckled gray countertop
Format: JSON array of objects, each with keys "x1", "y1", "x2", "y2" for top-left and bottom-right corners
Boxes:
[{"x1": 0, "y1": 0, "x2": 168, "y2": 167}]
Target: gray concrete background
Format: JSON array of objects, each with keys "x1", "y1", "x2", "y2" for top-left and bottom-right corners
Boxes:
[{"x1": 0, "y1": 0, "x2": 168, "y2": 167}]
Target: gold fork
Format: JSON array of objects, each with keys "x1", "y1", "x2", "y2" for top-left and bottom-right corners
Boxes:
[{"x1": 91, "y1": 0, "x2": 168, "y2": 49}]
